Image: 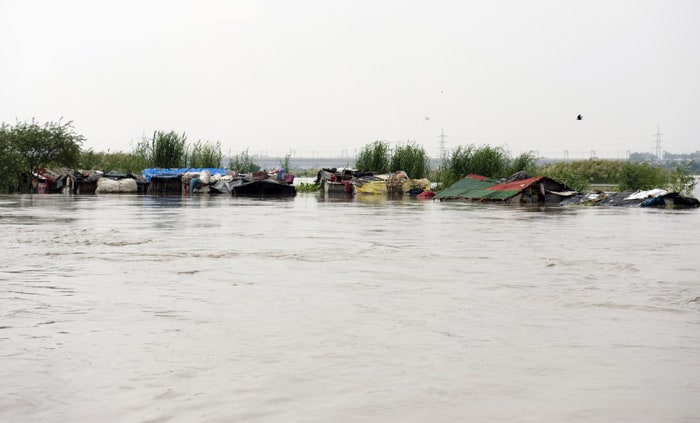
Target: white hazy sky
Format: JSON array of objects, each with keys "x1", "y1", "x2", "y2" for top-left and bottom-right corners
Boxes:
[{"x1": 1, "y1": 0, "x2": 699, "y2": 159}]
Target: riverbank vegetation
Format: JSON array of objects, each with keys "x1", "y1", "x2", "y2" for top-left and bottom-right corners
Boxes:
[
  {"x1": 80, "y1": 131, "x2": 222, "y2": 172},
  {"x1": 537, "y1": 160, "x2": 696, "y2": 195},
  {"x1": 1, "y1": 119, "x2": 697, "y2": 195},
  {"x1": 435, "y1": 145, "x2": 537, "y2": 190},
  {"x1": 355, "y1": 141, "x2": 391, "y2": 175},
  {"x1": 1, "y1": 119, "x2": 84, "y2": 192},
  {"x1": 228, "y1": 148, "x2": 260, "y2": 173}
]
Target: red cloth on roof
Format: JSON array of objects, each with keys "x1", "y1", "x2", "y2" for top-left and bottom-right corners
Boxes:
[
  {"x1": 487, "y1": 176, "x2": 544, "y2": 191},
  {"x1": 466, "y1": 174, "x2": 488, "y2": 181}
]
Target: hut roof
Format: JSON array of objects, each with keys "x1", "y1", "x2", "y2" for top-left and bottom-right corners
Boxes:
[{"x1": 436, "y1": 174, "x2": 568, "y2": 201}]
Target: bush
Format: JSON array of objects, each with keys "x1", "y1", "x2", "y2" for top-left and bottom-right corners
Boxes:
[
  {"x1": 506, "y1": 151, "x2": 537, "y2": 176},
  {"x1": 228, "y1": 149, "x2": 260, "y2": 173},
  {"x1": 436, "y1": 144, "x2": 514, "y2": 189},
  {"x1": 0, "y1": 128, "x2": 24, "y2": 193},
  {"x1": 152, "y1": 131, "x2": 187, "y2": 168},
  {"x1": 470, "y1": 145, "x2": 508, "y2": 178},
  {"x1": 618, "y1": 162, "x2": 667, "y2": 191},
  {"x1": 390, "y1": 141, "x2": 430, "y2": 179},
  {"x1": 296, "y1": 182, "x2": 320, "y2": 192},
  {"x1": 356, "y1": 141, "x2": 390, "y2": 173},
  {"x1": 537, "y1": 162, "x2": 590, "y2": 192},
  {"x1": 130, "y1": 130, "x2": 188, "y2": 168},
  {"x1": 0, "y1": 119, "x2": 84, "y2": 192},
  {"x1": 437, "y1": 145, "x2": 474, "y2": 189},
  {"x1": 665, "y1": 164, "x2": 696, "y2": 195},
  {"x1": 189, "y1": 140, "x2": 222, "y2": 168},
  {"x1": 79, "y1": 150, "x2": 148, "y2": 173}
]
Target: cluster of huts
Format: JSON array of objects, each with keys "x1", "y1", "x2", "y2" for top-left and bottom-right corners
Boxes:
[
  {"x1": 317, "y1": 168, "x2": 699, "y2": 208},
  {"x1": 316, "y1": 168, "x2": 434, "y2": 199},
  {"x1": 433, "y1": 172, "x2": 699, "y2": 208},
  {"x1": 30, "y1": 167, "x2": 699, "y2": 208},
  {"x1": 31, "y1": 167, "x2": 296, "y2": 196}
]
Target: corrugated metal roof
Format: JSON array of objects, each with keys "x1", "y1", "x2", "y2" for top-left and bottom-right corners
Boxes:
[
  {"x1": 435, "y1": 175, "x2": 497, "y2": 199},
  {"x1": 437, "y1": 175, "x2": 551, "y2": 201},
  {"x1": 486, "y1": 176, "x2": 544, "y2": 191}
]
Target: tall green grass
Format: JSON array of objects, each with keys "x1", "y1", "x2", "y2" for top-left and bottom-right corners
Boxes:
[
  {"x1": 151, "y1": 130, "x2": 187, "y2": 168},
  {"x1": 390, "y1": 141, "x2": 430, "y2": 179},
  {"x1": 228, "y1": 148, "x2": 260, "y2": 173},
  {"x1": 356, "y1": 141, "x2": 390, "y2": 173},
  {"x1": 79, "y1": 150, "x2": 148, "y2": 173},
  {"x1": 437, "y1": 145, "x2": 526, "y2": 189},
  {"x1": 189, "y1": 140, "x2": 223, "y2": 168}
]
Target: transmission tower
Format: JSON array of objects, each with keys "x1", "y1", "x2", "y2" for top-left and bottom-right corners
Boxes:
[
  {"x1": 439, "y1": 127, "x2": 447, "y2": 158},
  {"x1": 654, "y1": 125, "x2": 662, "y2": 160}
]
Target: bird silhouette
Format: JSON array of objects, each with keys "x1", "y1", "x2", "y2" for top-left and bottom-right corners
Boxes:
[{"x1": 577, "y1": 114, "x2": 583, "y2": 120}]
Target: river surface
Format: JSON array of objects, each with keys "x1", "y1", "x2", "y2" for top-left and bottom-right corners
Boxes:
[{"x1": 1, "y1": 190, "x2": 699, "y2": 422}]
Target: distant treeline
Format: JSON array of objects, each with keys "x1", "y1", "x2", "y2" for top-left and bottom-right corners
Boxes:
[
  {"x1": 1, "y1": 119, "x2": 697, "y2": 195},
  {"x1": 630, "y1": 151, "x2": 700, "y2": 169}
]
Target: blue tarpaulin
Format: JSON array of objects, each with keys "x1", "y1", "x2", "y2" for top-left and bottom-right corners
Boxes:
[{"x1": 142, "y1": 168, "x2": 227, "y2": 182}]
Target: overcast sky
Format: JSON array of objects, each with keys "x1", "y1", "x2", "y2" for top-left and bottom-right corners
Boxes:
[{"x1": 2, "y1": 0, "x2": 698, "y2": 159}]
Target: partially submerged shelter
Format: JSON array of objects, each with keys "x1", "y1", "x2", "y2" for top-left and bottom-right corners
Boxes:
[
  {"x1": 436, "y1": 173, "x2": 574, "y2": 204},
  {"x1": 143, "y1": 168, "x2": 227, "y2": 195},
  {"x1": 562, "y1": 189, "x2": 700, "y2": 208},
  {"x1": 32, "y1": 168, "x2": 80, "y2": 193}
]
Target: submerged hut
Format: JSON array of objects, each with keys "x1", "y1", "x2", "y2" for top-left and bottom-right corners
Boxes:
[
  {"x1": 353, "y1": 171, "x2": 432, "y2": 196},
  {"x1": 32, "y1": 168, "x2": 81, "y2": 194},
  {"x1": 561, "y1": 189, "x2": 700, "y2": 208},
  {"x1": 94, "y1": 171, "x2": 147, "y2": 194},
  {"x1": 436, "y1": 173, "x2": 574, "y2": 204},
  {"x1": 143, "y1": 168, "x2": 186, "y2": 195},
  {"x1": 143, "y1": 168, "x2": 227, "y2": 195}
]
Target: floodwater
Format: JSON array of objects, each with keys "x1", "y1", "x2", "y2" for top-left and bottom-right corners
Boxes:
[{"x1": 1, "y1": 191, "x2": 699, "y2": 422}]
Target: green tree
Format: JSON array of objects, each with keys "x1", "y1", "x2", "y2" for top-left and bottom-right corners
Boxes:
[
  {"x1": 356, "y1": 141, "x2": 390, "y2": 173},
  {"x1": 618, "y1": 162, "x2": 667, "y2": 191},
  {"x1": 0, "y1": 119, "x2": 84, "y2": 192},
  {"x1": 0, "y1": 125, "x2": 24, "y2": 193},
  {"x1": 390, "y1": 141, "x2": 430, "y2": 179},
  {"x1": 628, "y1": 152, "x2": 656, "y2": 163},
  {"x1": 666, "y1": 164, "x2": 697, "y2": 195},
  {"x1": 537, "y1": 161, "x2": 590, "y2": 192},
  {"x1": 506, "y1": 151, "x2": 537, "y2": 176}
]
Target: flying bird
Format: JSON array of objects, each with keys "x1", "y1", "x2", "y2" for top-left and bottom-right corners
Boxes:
[{"x1": 577, "y1": 114, "x2": 583, "y2": 120}]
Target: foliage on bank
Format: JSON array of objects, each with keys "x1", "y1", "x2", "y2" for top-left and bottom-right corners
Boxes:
[
  {"x1": 537, "y1": 160, "x2": 696, "y2": 195},
  {"x1": 355, "y1": 141, "x2": 391, "y2": 174},
  {"x1": 436, "y1": 146, "x2": 536, "y2": 190},
  {"x1": 354, "y1": 140, "x2": 431, "y2": 179},
  {"x1": 0, "y1": 119, "x2": 84, "y2": 193},
  {"x1": 228, "y1": 148, "x2": 260, "y2": 173},
  {"x1": 189, "y1": 140, "x2": 223, "y2": 168},
  {"x1": 296, "y1": 182, "x2": 320, "y2": 192},
  {"x1": 79, "y1": 131, "x2": 223, "y2": 172},
  {"x1": 2, "y1": 118, "x2": 697, "y2": 196},
  {"x1": 79, "y1": 150, "x2": 148, "y2": 174},
  {"x1": 391, "y1": 142, "x2": 430, "y2": 179}
]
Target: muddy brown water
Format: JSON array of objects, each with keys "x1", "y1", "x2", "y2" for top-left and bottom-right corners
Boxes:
[{"x1": 1, "y1": 191, "x2": 699, "y2": 422}]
